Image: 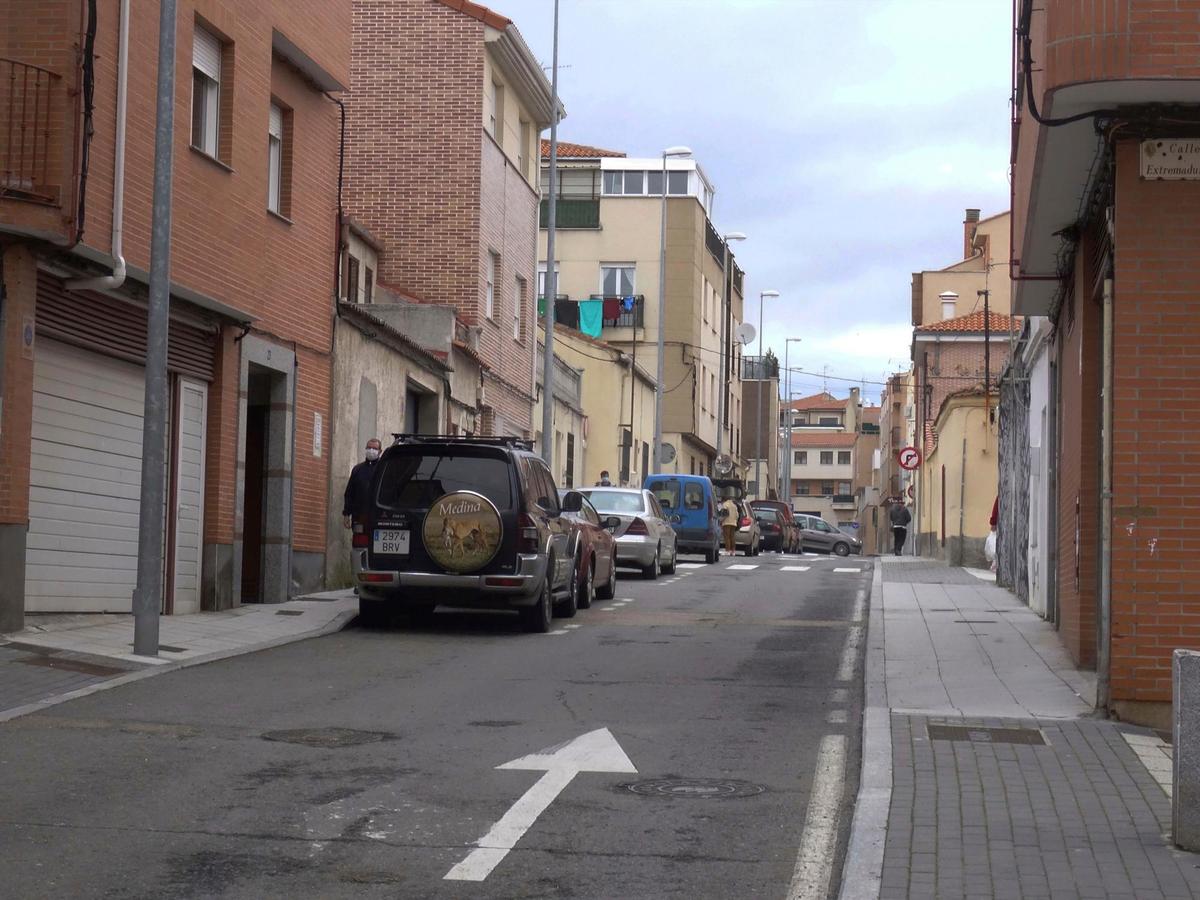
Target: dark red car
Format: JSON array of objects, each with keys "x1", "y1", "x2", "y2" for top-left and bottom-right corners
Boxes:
[
  {"x1": 559, "y1": 490, "x2": 619, "y2": 607},
  {"x1": 749, "y1": 500, "x2": 801, "y2": 553}
]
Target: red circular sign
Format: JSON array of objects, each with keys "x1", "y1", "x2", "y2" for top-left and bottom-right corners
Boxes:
[{"x1": 897, "y1": 446, "x2": 921, "y2": 470}]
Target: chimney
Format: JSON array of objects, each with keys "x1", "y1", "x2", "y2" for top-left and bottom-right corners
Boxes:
[{"x1": 963, "y1": 208, "x2": 981, "y2": 260}]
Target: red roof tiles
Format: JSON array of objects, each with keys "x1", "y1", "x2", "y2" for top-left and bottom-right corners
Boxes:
[
  {"x1": 433, "y1": 0, "x2": 511, "y2": 30},
  {"x1": 790, "y1": 432, "x2": 858, "y2": 448},
  {"x1": 916, "y1": 311, "x2": 1021, "y2": 334},
  {"x1": 783, "y1": 392, "x2": 844, "y2": 411},
  {"x1": 540, "y1": 139, "x2": 626, "y2": 159}
]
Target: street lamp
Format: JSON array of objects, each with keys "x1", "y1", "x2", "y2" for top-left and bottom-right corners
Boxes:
[
  {"x1": 782, "y1": 337, "x2": 802, "y2": 500},
  {"x1": 715, "y1": 231, "x2": 746, "y2": 459},
  {"x1": 754, "y1": 289, "x2": 780, "y2": 499},
  {"x1": 654, "y1": 145, "x2": 693, "y2": 471}
]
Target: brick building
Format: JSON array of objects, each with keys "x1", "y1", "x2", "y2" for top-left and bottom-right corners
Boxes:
[
  {"x1": 343, "y1": 0, "x2": 558, "y2": 439},
  {"x1": 0, "y1": 0, "x2": 349, "y2": 629},
  {"x1": 1010, "y1": 0, "x2": 1200, "y2": 726},
  {"x1": 780, "y1": 390, "x2": 870, "y2": 527}
]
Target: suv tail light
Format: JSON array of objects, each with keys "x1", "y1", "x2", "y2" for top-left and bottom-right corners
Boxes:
[
  {"x1": 739, "y1": 516, "x2": 751, "y2": 528},
  {"x1": 626, "y1": 517, "x2": 648, "y2": 536},
  {"x1": 352, "y1": 523, "x2": 369, "y2": 549},
  {"x1": 518, "y1": 511, "x2": 540, "y2": 553}
]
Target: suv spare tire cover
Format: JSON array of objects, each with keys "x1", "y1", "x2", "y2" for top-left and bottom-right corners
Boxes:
[{"x1": 422, "y1": 491, "x2": 504, "y2": 574}]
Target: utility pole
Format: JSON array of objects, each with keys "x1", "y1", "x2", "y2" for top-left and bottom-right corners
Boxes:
[
  {"x1": 539, "y1": 0, "x2": 561, "y2": 470},
  {"x1": 132, "y1": 0, "x2": 178, "y2": 657},
  {"x1": 980, "y1": 288, "x2": 991, "y2": 422}
]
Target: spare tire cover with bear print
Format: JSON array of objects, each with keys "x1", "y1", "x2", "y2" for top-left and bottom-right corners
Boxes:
[{"x1": 422, "y1": 490, "x2": 504, "y2": 573}]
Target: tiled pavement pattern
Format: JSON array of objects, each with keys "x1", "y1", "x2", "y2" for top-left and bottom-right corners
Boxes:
[
  {"x1": 0, "y1": 642, "x2": 146, "y2": 714},
  {"x1": 883, "y1": 560, "x2": 989, "y2": 585},
  {"x1": 882, "y1": 714, "x2": 1200, "y2": 900}
]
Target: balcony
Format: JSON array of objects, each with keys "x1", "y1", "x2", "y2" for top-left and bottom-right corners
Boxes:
[
  {"x1": 597, "y1": 294, "x2": 644, "y2": 329},
  {"x1": 832, "y1": 494, "x2": 856, "y2": 507},
  {"x1": 1, "y1": 57, "x2": 63, "y2": 205},
  {"x1": 742, "y1": 355, "x2": 779, "y2": 380},
  {"x1": 539, "y1": 197, "x2": 600, "y2": 229}
]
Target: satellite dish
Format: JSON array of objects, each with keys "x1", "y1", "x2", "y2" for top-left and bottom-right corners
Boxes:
[
  {"x1": 659, "y1": 442, "x2": 677, "y2": 465},
  {"x1": 734, "y1": 323, "x2": 756, "y2": 345},
  {"x1": 714, "y1": 454, "x2": 734, "y2": 476}
]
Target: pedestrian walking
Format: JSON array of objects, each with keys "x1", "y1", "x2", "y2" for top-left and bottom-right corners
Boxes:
[
  {"x1": 595, "y1": 470, "x2": 613, "y2": 487},
  {"x1": 720, "y1": 495, "x2": 739, "y2": 556},
  {"x1": 889, "y1": 500, "x2": 912, "y2": 556}
]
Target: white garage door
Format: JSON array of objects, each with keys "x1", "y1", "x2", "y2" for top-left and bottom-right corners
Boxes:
[{"x1": 25, "y1": 341, "x2": 210, "y2": 614}]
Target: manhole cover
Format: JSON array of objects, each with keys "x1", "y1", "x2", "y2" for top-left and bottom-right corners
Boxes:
[
  {"x1": 927, "y1": 724, "x2": 1045, "y2": 745},
  {"x1": 261, "y1": 727, "x2": 390, "y2": 748},
  {"x1": 622, "y1": 778, "x2": 766, "y2": 799}
]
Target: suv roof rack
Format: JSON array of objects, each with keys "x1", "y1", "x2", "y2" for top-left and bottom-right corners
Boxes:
[{"x1": 389, "y1": 433, "x2": 536, "y2": 451}]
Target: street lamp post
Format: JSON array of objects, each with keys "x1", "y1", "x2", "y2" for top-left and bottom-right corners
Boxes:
[
  {"x1": 715, "y1": 232, "x2": 746, "y2": 458},
  {"x1": 539, "y1": 0, "x2": 562, "y2": 471},
  {"x1": 654, "y1": 146, "x2": 692, "y2": 471},
  {"x1": 754, "y1": 290, "x2": 780, "y2": 499},
  {"x1": 782, "y1": 337, "x2": 802, "y2": 501}
]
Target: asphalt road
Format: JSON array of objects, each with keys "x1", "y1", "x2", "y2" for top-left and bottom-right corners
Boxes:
[{"x1": 0, "y1": 552, "x2": 872, "y2": 900}]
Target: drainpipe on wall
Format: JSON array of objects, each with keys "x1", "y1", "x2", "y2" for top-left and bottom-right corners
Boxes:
[
  {"x1": 1098, "y1": 276, "x2": 1114, "y2": 711},
  {"x1": 959, "y1": 432, "x2": 968, "y2": 565},
  {"x1": 68, "y1": 0, "x2": 129, "y2": 292}
]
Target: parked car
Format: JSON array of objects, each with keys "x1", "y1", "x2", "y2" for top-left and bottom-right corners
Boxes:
[
  {"x1": 355, "y1": 435, "x2": 577, "y2": 633},
  {"x1": 794, "y1": 513, "x2": 863, "y2": 557},
  {"x1": 643, "y1": 474, "x2": 721, "y2": 563},
  {"x1": 753, "y1": 507, "x2": 787, "y2": 552},
  {"x1": 750, "y1": 500, "x2": 801, "y2": 553},
  {"x1": 733, "y1": 500, "x2": 761, "y2": 556},
  {"x1": 580, "y1": 487, "x2": 678, "y2": 579},
  {"x1": 558, "y1": 489, "x2": 619, "y2": 607}
]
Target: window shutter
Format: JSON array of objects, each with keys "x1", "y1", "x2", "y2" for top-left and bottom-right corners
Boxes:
[
  {"x1": 193, "y1": 26, "x2": 221, "y2": 81},
  {"x1": 268, "y1": 103, "x2": 283, "y2": 139}
]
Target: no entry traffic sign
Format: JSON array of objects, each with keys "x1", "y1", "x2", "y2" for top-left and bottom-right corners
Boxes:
[{"x1": 897, "y1": 446, "x2": 921, "y2": 470}]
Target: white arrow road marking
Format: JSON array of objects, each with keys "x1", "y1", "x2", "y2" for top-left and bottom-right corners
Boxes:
[
  {"x1": 787, "y1": 734, "x2": 848, "y2": 900},
  {"x1": 444, "y1": 728, "x2": 637, "y2": 882}
]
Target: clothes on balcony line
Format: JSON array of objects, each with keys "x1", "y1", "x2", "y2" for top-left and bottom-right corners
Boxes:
[
  {"x1": 555, "y1": 299, "x2": 579, "y2": 329},
  {"x1": 622, "y1": 295, "x2": 636, "y2": 311},
  {"x1": 578, "y1": 299, "x2": 604, "y2": 338},
  {"x1": 537, "y1": 296, "x2": 545, "y2": 318},
  {"x1": 602, "y1": 296, "x2": 621, "y2": 320}
]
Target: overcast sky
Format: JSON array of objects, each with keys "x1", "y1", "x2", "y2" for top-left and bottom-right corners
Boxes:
[{"x1": 504, "y1": 0, "x2": 1012, "y2": 403}]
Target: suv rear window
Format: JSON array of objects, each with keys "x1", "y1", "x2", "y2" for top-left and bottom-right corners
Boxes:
[{"x1": 376, "y1": 452, "x2": 513, "y2": 510}]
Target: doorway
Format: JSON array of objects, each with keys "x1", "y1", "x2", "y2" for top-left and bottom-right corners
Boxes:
[{"x1": 241, "y1": 369, "x2": 273, "y2": 602}]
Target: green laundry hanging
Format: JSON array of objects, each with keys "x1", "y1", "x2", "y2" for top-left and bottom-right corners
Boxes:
[{"x1": 578, "y1": 299, "x2": 604, "y2": 338}]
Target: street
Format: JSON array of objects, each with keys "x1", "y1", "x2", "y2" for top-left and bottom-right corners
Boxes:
[{"x1": 0, "y1": 554, "x2": 871, "y2": 900}]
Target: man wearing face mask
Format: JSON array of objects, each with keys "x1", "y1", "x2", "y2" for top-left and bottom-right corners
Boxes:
[{"x1": 343, "y1": 438, "x2": 382, "y2": 531}]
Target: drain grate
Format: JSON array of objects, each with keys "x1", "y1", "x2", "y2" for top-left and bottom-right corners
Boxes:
[
  {"x1": 261, "y1": 727, "x2": 391, "y2": 748},
  {"x1": 927, "y1": 724, "x2": 1045, "y2": 745},
  {"x1": 622, "y1": 778, "x2": 766, "y2": 799}
]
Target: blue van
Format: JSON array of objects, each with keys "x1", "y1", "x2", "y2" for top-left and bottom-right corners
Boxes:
[{"x1": 643, "y1": 474, "x2": 721, "y2": 563}]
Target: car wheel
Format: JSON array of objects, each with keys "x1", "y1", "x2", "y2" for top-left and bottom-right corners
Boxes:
[
  {"x1": 833, "y1": 541, "x2": 850, "y2": 557},
  {"x1": 662, "y1": 545, "x2": 677, "y2": 575},
  {"x1": 522, "y1": 571, "x2": 554, "y2": 633},
  {"x1": 705, "y1": 542, "x2": 719, "y2": 564},
  {"x1": 642, "y1": 546, "x2": 660, "y2": 580},
  {"x1": 577, "y1": 556, "x2": 594, "y2": 609},
  {"x1": 357, "y1": 597, "x2": 388, "y2": 628},
  {"x1": 555, "y1": 556, "x2": 579, "y2": 618},
  {"x1": 597, "y1": 556, "x2": 617, "y2": 599}
]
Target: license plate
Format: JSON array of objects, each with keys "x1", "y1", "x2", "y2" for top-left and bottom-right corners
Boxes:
[{"x1": 373, "y1": 529, "x2": 410, "y2": 555}]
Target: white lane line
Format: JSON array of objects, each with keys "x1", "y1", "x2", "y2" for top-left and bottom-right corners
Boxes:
[
  {"x1": 727, "y1": 564, "x2": 758, "y2": 571},
  {"x1": 825, "y1": 709, "x2": 848, "y2": 725},
  {"x1": 676, "y1": 563, "x2": 706, "y2": 569},
  {"x1": 547, "y1": 629, "x2": 569, "y2": 636},
  {"x1": 564, "y1": 624, "x2": 582, "y2": 630},
  {"x1": 833, "y1": 567, "x2": 862, "y2": 573},
  {"x1": 782, "y1": 566, "x2": 811, "y2": 572},
  {"x1": 836, "y1": 626, "x2": 861, "y2": 682},
  {"x1": 786, "y1": 733, "x2": 848, "y2": 900},
  {"x1": 852, "y1": 588, "x2": 867, "y2": 624}
]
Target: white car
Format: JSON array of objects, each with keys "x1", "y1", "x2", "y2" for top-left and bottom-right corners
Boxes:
[{"x1": 580, "y1": 487, "x2": 678, "y2": 579}]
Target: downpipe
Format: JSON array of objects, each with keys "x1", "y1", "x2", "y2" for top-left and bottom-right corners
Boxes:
[
  {"x1": 69, "y1": 0, "x2": 130, "y2": 291},
  {"x1": 1098, "y1": 276, "x2": 1113, "y2": 711}
]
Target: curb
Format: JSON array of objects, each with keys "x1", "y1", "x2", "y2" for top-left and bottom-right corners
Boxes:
[
  {"x1": 0, "y1": 606, "x2": 358, "y2": 726},
  {"x1": 838, "y1": 560, "x2": 891, "y2": 900}
]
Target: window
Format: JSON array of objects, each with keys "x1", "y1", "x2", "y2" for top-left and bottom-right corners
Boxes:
[
  {"x1": 668, "y1": 171, "x2": 689, "y2": 194},
  {"x1": 488, "y1": 80, "x2": 504, "y2": 141},
  {"x1": 647, "y1": 170, "x2": 664, "y2": 195},
  {"x1": 364, "y1": 267, "x2": 374, "y2": 305},
  {"x1": 565, "y1": 432, "x2": 575, "y2": 488},
  {"x1": 821, "y1": 482, "x2": 834, "y2": 496},
  {"x1": 820, "y1": 451, "x2": 834, "y2": 465},
  {"x1": 377, "y1": 452, "x2": 512, "y2": 510},
  {"x1": 796, "y1": 482, "x2": 810, "y2": 495},
  {"x1": 345, "y1": 255, "x2": 360, "y2": 303},
  {"x1": 267, "y1": 103, "x2": 283, "y2": 213},
  {"x1": 838, "y1": 451, "x2": 851, "y2": 465},
  {"x1": 623, "y1": 170, "x2": 644, "y2": 195},
  {"x1": 537, "y1": 263, "x2": 559, "y2": 299},
  {"x1": 604, "y1": 169, "x2": 689, "y2": 197},
  {"x1": 600, "y1": 264, "x2": 635, "y2": 296},
  {"x1": 819, "y1": 416, "x2": 839, "y2": 426},
  {"x1": 838, "y1": 482, "x2": 852, "y2": 495},
  {"x1": 191, "y1": 25, "x2": 222, "y2": 156},
  {"x1": 513, "y1": 275, "x2": 526, "y2": 340},
  {"x1": 486, "y1": 251, "x2": 499, "y2": 318},
  {"x1": 794, "y1": 451, "x2": 807, "y2": 465},
  {"x1": 641, "y1": 442, "x2": 649, "y2": 482},
  {"x1": 602, "y1": 171, "x2": 623, "y2": 194},
  {"x1": 709, "y1": 373, "x2": 716, "y2": 417},
  {"x1": 519, "y1": 119, "x2": 531, "y2": 178}
]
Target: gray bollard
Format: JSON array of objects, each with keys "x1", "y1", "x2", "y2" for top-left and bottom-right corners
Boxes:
[{"x1": 1174, "y1": 649, "x2": 1200, "y2": 851}]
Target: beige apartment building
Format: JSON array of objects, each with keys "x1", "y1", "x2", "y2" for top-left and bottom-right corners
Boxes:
[
  {"x1": 538, "y1": 141, "x2": 747, "y2": 480},
  {"x1": 782, "y1": 390, "x2": 869, "y2": 527}
]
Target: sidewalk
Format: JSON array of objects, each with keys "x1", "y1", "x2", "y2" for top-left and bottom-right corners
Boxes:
[
  {"x1": 0, "y1": 590, "x2": 357, "y2": 723},
  {"x1": 842, "y1": 557, "x2": 1200, "y2": 900}
]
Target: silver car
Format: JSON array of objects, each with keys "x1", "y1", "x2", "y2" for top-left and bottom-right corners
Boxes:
[
  {"x1": 733, "y1": 500, "x2": 761, "y2": 556},
  {"x1": 795, "y1": 513, "x2": 863, "y2": 557},
  {"x1": 580, "y1": 487, "x2": 678, "y2": 579}
]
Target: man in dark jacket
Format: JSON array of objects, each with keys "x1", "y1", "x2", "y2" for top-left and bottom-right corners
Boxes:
[
  {"x1": 343, "y1": 438, "x2": 382, "y2": 529},
  {"x1": 889, "y1": 500, "x2": 912, "y2": 556}
]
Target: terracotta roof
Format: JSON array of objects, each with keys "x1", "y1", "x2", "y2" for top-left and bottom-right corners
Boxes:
[
  {"x1": 783, "y1": 392, "x2": 844, "y2": 411},
  {"x1": 916, "y1": 311, "x2": 1021, "y2": 334},
  {"x1": 452, "y1": 339, "x2": 491, "y2": 371},
  {"x1": 790, "y1": 431, "x2": 858, "y2": 448},
  {"x1": 433, "y1": 0, "x2": 511, "y2": 30},
  {"x1": 540, "y1": 139, "x2": 626, "y2": 159}
]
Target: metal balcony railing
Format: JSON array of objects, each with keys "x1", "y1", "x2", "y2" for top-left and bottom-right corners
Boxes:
[
  {"x1": 594, "y1": 294, "x2": 644, "y2": 328},
  {"x1": 1, "y1": 58, "x2": 61, "y2": 204},
  {"x1": 833, "y1": 494, "x2": 855, "y2": 505},
  {"x1": 539, "y1": 198, "x2": 600, "y2": 229}
]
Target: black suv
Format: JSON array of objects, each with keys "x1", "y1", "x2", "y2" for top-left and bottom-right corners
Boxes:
[{"x1": 355, "y1": 435, "x2": 577, "y2": 632}]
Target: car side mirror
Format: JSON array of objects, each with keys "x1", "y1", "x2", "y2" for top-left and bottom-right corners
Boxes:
[
  {"x1": 604, "y1": 516, "x2": 621, "y2": 530},
  {"x1": 561, "y1": 491, "x2": 584, "y2": 512},
  {"x1": 670, "y1": 514, "x2": 682, "y2": 524}
]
